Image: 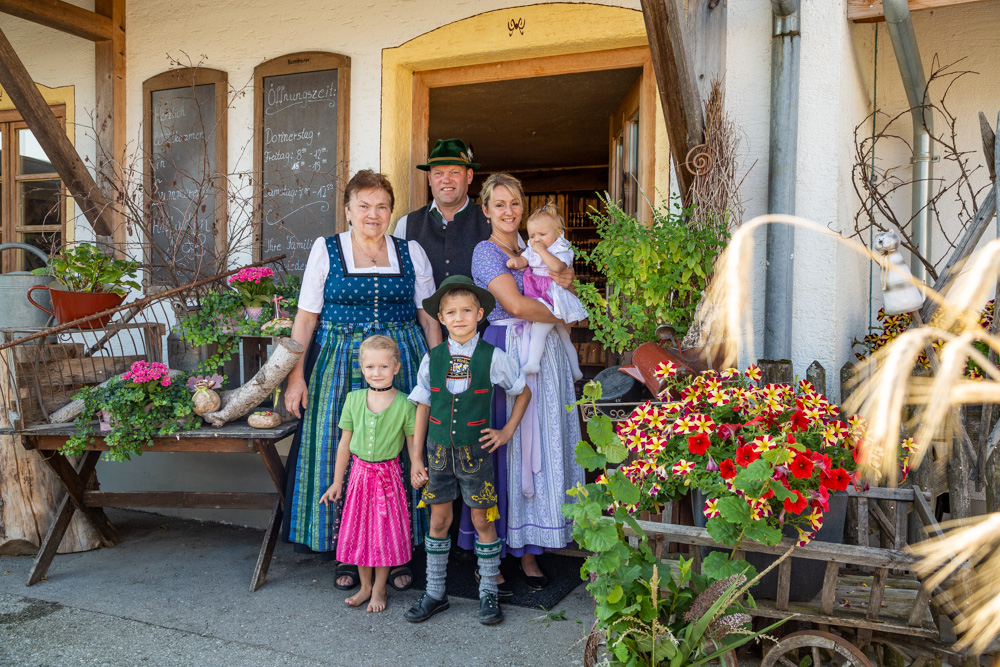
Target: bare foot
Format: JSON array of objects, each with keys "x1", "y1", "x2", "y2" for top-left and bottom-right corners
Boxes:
[
  {"x1": 336, "y1": 574, "x2": 356, "y2": 588},
  {"x1": 521, "y1": 554, "x2": 544, "y2": 578},
  {"x1": 367, "y1": 588, "x2": 387, "y2": 613},
  {"x1": 346, "y1": 587, "x2": 372, "y2": 607}
]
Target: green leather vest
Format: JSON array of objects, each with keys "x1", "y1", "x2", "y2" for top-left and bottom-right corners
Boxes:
[{"x1": 428, "y1": 339, "x2": 495, "y2": 447}]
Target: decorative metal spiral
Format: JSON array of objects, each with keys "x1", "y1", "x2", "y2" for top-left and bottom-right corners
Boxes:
[{"x1": 684, "y1": 144, "x2": 713, "y2": 176}]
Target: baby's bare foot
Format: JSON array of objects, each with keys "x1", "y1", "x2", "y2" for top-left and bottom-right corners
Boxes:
[
  {"x1": 367, "y1": 588, "x2": 387, "y2": 613},
  {"x1": 346, "y1": 587, "x2": 372, "y2": 607}
]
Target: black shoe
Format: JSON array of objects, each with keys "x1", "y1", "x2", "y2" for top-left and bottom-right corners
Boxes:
[
  {"x1": 519, "y1": 562, "x2": 550, "y2": 591},
  {"x1": 474, "y1": 567, "x2": 513, "y2": 598},
  {"x1": 404, "y1": 593, "x2": 450, "y2": 623},
  {"x1": 479, "y1": 593, "x2": 503, "y2": 625}
]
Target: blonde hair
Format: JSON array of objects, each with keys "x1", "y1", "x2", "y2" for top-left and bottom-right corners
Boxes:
[
  {"x1": 479, "y1": 173, "x2": 525, "y2": 212},
  {"x1": 359, "y1": 335, "x2": 401, "y2": 366},
  {"x1": 527, "y1": 197, "x2": 564, "y2": 233}
]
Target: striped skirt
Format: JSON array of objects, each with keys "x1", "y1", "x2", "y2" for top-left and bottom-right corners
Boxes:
[
  {"x1": 336, "y1": 456, "x2": 412, "y2": 567},
  {"x1": 286, "y1": 319, "x2": 428, "y2": 553}
]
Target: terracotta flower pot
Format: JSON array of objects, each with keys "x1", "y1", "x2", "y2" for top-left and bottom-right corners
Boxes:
[{"x1": 27, "y1": 286, "x2": 125, "y2": 327}]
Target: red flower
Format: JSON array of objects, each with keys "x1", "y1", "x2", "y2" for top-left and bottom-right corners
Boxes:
[
  {"x1": 716, "y1": 423, "x2": 741, "y2": 440},
  {"x1": 735, "y1": 445, "x2": 759, "y2": 467},
  {"x1": 789, "y1": 454, "x2": 814, "y2": 479},
  {"x1": 821, "y1": 467, "x2": 851, "y2": 491},
  {"x1": 687, "y1": 433, "x2": 711, "y2": 456},
  {"x1": 760, "y1": 485, "x2": 775, "y2": 501},
  {"x1": 719, "y1": 458, "x2": 737, "y2": 479},
  {"x1": 789, "y1": 410, "x2": 809, "y2": 432},
  {"x1": 784, "y1": 489, "x2": 808, "y2": 514}
]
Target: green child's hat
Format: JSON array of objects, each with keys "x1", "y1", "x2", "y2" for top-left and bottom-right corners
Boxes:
[
  {"x1": 417, "y1": 138, "x2": 481, "y2": 171},
  {"x1": 422, "y1": 275, "x2": 495, "y2": 319}
]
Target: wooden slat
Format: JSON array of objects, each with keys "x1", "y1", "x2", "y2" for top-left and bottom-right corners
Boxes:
[
  {"x1": 775, "y1": 557, "x2": 792, "y2": 611},
  {"x1": 848, "y1": 0, "x2": 987, "y2": 21},
  {"x1": 857, "y1": 496, "x2": 870, "y2": 548},
  {"x1": 869, "y1": 500, "x2": 896, "y2": 544},
  {"x1": 82, "y1": 491, "x2": 278, "y2": 510},
  {"x1": 17, "y1": 355, "x2": 141, "y2": 386},
  {"x1": 847, "y1": 486, "x2": 916, "y2": 502},
  {"x1": 31, "y1": 435, "x2": 259, "y2": 454},
  {"x1": 912, "y1": 487, "x2": 944, "y2": 539},
  {"x1": 250, "y1": 498, "x2": 282, "y2": 592},
  {"x1": 631, "y1": 519, "x2": 918, "y2": 569},
  {"x1": 909, "y1": 585, "x2": 933, "y2": 627},
  {"x1": 867, "y1": 567, "x2": 889, "y2": 621},
  {"x1": 820, "y1": 561, "x2": 839, "y2": 615},
  {"x1": 0, "y1": 0, "x2": 112, "y2": 41},
  {"x1": 0, "y1": 25, "x2": 115, "y2": 236}
]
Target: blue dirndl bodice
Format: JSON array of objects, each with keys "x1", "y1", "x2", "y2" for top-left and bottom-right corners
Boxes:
[{"x1": 320, "y1": 234, "x2": 418, "y2": 325}]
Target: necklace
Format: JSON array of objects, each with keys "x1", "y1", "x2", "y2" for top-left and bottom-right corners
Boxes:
[
  {"x1": 368, "y1": 385, "x2": 393, "y2": 392},
  {"x1": 490, "y1": 233, "x2": 520, "y2": 256},
  {"x1": 351, "y1": 227, "x2": 386, "y2": 266}
]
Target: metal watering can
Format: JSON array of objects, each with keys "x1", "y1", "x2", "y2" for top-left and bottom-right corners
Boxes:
[{"x1": 0, "y1": 242, "x2": 53, "y2": 328}]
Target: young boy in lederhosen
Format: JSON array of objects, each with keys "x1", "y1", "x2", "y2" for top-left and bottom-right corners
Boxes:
[{"x1": 404, "y1": 275, "x2": 531, "y2": 626}]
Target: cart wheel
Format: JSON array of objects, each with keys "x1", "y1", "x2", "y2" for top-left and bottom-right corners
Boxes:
[{"x1": 761, "y1": 630, "x2": 874, "y2": 667}]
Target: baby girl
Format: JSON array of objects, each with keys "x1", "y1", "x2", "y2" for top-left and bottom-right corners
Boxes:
[{"x1": 506, "y1": 199, "x2": 586, "y2": 380}]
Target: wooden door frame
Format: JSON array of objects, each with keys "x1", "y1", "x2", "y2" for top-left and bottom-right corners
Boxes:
[{"x1": 409, "y1": 46, "x2": 657, "y2": 224}]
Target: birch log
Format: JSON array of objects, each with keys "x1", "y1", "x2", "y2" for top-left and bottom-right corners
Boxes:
[{"x1": 203, "y1": 337, "x2": 303, "y2": 427}]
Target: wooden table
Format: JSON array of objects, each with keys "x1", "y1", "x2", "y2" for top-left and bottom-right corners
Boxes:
[{"x1": 16, "y1": 420, "x2": 297, "y2": 592}]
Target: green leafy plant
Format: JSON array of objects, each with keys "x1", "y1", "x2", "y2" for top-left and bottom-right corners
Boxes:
[
  {"x1": 575, "y1": 194, "x2": 729, "y2": 353},
  {"x1": 564, "y1": 381, "x2": 789, "y2": 666},
  {"x1": 32, "y1": 243, "x2": 141, "y2": 295},
  {"x1": 64, "y1": 361, "x2": 200, "y2": 461}
]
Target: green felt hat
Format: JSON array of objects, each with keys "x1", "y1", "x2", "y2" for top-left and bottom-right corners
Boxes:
[
  {"x1": 417, "y1": 138, "x2": 481, "y2": 171},
  {"x1": 422, "y1": 275, "x2": 495, "y2": 319}
]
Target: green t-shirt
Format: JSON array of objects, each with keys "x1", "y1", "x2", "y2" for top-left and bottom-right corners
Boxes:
[{"x1": 338, "y1": 389, "x2": 416, "y2": 462}]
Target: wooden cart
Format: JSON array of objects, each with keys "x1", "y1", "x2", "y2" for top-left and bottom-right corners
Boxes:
[{"x1": 632, "y1": 485, "x2": 993, "y2": 666}]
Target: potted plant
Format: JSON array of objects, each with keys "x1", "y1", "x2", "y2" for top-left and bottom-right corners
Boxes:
[
  {"x1": 588, "y1": 362, "x2": 911, "y2": 600},
  {"x1": 65, "y1": 360, "x2": 200, "y2": 461},
  {"x1": 27, "y1": 243, "x2": 141, "y2": 327},
  {"x1": 576, "y1": 195, "x2": 729, "y2": 356},
  {"x1": 228, "y1": 265, "x2": 278, "y2": 319},
  {"x1": 565, "y1": 383, "x2": 789, "y2": 667}
]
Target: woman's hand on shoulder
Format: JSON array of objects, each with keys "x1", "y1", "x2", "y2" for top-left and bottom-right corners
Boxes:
[
  {"x1": 550, "y1": 265, "x2": 576, "y2": 291},
  {"x1": 285, "y1": 377, "x2": 308, "y2": 418}
]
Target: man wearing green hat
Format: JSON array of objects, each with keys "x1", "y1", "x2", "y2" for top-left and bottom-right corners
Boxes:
[{"x1": 393, "y1": 138, "x2": 491, "y2": 288}]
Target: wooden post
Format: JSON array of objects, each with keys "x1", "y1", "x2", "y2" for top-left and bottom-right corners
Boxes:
[
  {"x1": 94, "y1": 0, "x2": 126, "y2": 254},
  {"x1": 757, "y1": 358, "x2": 793, "y2": 386},
  {"x1": 0, "y1": 24, "x2": 114, "y2": 237},
  {"x1": 639, "y1": 0, "x2": 726, "y2": 199},
  {"x1": 806, "y1": 360, "x2": 826, "y2": 395}
]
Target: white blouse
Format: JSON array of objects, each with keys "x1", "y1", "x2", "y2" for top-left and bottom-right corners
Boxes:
[{"x1": 297, "y1": 231, "x2": 436, "y2": 314}]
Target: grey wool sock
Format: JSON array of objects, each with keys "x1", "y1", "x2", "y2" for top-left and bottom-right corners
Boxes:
[
  {"x1": 424, "y1": 534, "x2": 450, "y2": 601},
  {"x1": 475, "y1": 539, "x2": 503, "y2": 599}
]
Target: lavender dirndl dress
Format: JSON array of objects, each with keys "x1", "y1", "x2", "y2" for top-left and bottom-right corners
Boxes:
[{"x1": 457, "y1": 240, "x2": 583, "y2": 556}]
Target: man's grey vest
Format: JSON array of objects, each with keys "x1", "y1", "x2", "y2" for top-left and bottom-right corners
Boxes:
[{"x1": 404, "y1": 202, "x2": 492, "y2": 288}]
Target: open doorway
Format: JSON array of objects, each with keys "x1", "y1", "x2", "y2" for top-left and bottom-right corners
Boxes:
[{"x1": 422, "y1": 61, "x2": 652, "y2": 378}]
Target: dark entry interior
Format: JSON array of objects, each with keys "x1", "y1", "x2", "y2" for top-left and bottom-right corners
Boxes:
[{"x1": 427, "y1": 66, "x2": 643, "y2": 375}]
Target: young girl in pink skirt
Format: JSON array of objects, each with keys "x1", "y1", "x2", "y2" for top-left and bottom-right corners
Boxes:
[{"x1": 320, "y1": 335, "x2": 417, "y2": 613}]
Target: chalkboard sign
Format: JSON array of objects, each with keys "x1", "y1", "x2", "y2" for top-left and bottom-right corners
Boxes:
[
  {"x1": 143, "y1": 68, "x2": 228, "y2": 286},
  {"x1": 254, "y1": 53, "x2": 351, "y2": 277}
]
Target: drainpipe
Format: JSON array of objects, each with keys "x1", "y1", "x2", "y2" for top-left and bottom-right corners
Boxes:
[
  {"x1": 884, "y1": 0, "x2": 934, "y2": 283},
  {"x1": 763, "y1": 0, "x2": 801, "y2": 360}
]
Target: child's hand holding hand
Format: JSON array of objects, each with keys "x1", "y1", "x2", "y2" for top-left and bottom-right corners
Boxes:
[
  {"x1": 506, "y1": 256, "x2": 528, "y2": 270},
  {"x1": 319, "y1": 480, "x2": 343, "y2": 505},
  {"x1": 411, "y1": 462, "x2": 428, "y2": 490}
]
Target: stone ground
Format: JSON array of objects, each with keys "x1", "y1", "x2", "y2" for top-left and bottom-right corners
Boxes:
[{"x1": 0, "y1": 509, "x2": 597, "y2": 667}]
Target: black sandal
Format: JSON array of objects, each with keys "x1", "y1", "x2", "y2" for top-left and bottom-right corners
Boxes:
[
  {"x1": 518, "y1": 562, "x2": 550, "y2": 591},
  {"x1": 334, "y1": 563, "x2": 359, "y2": 590},
  {"x1": 388, "y1": 565, "x2": 413, "y2": 592}
]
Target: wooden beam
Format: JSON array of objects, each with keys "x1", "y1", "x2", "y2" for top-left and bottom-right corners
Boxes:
[
  {"x1": 0, "y1": 25, "x2": 114, "y2": 237},
  {"x1": 640, "y1": 0, "x2": 715, "y2": 199},
  {"x1": 848, "y1": 0, "x2": 987, "y2": 22},
  {"x1": 94, "y1": 0, "x2": 126, "y2": 252},
  {"x1": 0, "y1": 0, "x2": 112, "y2": 42}
]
